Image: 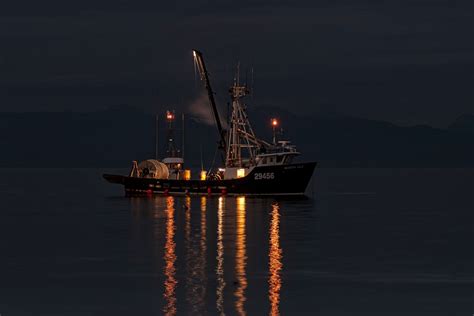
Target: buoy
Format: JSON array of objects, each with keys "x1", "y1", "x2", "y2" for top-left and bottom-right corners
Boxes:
[
  {"x1": 207, "y1": 187, "x2": 212, "y2": 195},
  {"x1": 221, "y1": 188, "x2": 227, "y2": 195},
  {"x1": 164, "y1": 189, "x2": 169, "y2": 195}
]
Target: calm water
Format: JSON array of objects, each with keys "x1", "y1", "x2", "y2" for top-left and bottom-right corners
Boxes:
[{"x1": 0, "y1": 168, "x2": 472, "y2": 315}]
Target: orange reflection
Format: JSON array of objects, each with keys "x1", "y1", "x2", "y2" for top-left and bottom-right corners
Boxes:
[
  {"x1": 200, "y1": 197, "x2": 207, "y2": 253},
  {"x1": 184, "y1": 196, "x2": 207, "y2": 314},
  {"x1": 269, "y1": 202, "x2": 282, "y2": 316},
  {"x1": 163, "y1": 196, "x2": 177, "y2": 316},
  {"x1": 200, "y1": 196, "x2": 207, "y2": 275},
  {"x1": 185, "y1": 196, "x2": 191, "y2": 247},
  {"x1": 185, "y1": 196, "x2": 191, "y2": 234},
  {"x1": 235, "y1": 196, "x2": 247, "y2": 316},
  {"x1": 216, "y1": 196, "x2": 226, "y2": 315},
  {"x1": 197, "y1": 196, "x2": 207, "y2": 312},
  {"x1": 184, "y1": 195, "x2": 192, "y2": 307}
]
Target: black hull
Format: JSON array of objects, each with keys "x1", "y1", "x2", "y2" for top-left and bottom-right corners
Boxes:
[{"x1": 103, "y1": 162, "x2": 317, "y2": 196}]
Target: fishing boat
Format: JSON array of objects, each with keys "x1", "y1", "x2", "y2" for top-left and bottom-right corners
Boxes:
[{"x1": 103, "y1": 50, "x2": 317, "y2": 196}]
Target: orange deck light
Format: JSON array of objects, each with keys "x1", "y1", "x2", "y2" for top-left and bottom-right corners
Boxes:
[{"x1": 183, "y1": 169, "x2": 191, "y2": 180}]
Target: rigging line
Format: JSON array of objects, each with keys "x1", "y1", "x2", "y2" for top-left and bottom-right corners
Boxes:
[
  {"x1": 239, "y1": 106, "x2": 253, "y2": 161},
  {"x1": 200, "y1": 143, "x2": 204, "y2": 171},
  {"x1": 207, "y1": 146, "x2": 219, "y2": 176}
]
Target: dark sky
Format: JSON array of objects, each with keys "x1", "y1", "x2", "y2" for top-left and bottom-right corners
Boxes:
[{"x1": 0, "y1": 0, "x2": 472, "y2": 127}]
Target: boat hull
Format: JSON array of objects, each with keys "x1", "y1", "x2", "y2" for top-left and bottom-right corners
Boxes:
[{"x1": 103, "y1": 162, "x2": 317, "y2": 196}]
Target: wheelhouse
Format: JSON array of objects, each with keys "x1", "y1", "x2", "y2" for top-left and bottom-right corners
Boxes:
[{"x1": 256, "y1": 141, "x2": 300, "y2": 166}]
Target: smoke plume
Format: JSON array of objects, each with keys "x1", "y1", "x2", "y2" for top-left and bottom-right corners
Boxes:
[{"x1": 187, "y1": 93, "x2": 228, "y2": 129}]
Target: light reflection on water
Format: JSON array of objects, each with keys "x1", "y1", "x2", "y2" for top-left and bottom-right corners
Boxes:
[
  {"x1": 269, "y1": 202, "x2": 283, "y2": 316},
  {"x1": 130, "y1": 196, "x2": 283, "y2": 315},
  {"x1": 216, "y1": 197, "x2": 226, "y2": 315},
  {"x1": 235, "y1": 196, "x2": 248, "y2": 316},
  {"x1": 163, "y1": 197, "x2": 177, "y2": 316},
  {"x1": 198, "y1": 196, "x2": 207, "y2": 313},
  {"x1": 0, "y1": 169, "x2": 469, "y2": 315},
  {"x1": 184, "y1": 196, "x2": 207, "y2": 315},
  {"x1": 183, "y1": 196, "x2": 192, "y2": 310}
]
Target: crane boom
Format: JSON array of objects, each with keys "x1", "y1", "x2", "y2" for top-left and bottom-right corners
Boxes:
[{"x1": 193, "y1": 49, "x2": 227, "y2": 155}]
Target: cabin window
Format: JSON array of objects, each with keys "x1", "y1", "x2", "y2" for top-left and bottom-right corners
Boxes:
[
  {"x1": 262, "y1": 158, "x2": 267, "y2": 165},
  {"x1": 276, "y1": 156, "x2": 284, "y2": 163}
]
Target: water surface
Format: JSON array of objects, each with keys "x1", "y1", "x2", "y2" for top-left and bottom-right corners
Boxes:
[{"x1": 0, "y1": 168, "x2": 472, "y2": 315}]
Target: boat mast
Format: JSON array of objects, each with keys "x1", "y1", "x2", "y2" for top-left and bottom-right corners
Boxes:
[
  {"x1": 193, "y1": 49, "x2": 227, "y2": 158},
  {"x1": 165, "y1": 110, "x2": 178, "y2": 158},
  {"x1": 155, "y1": 113, "x2": 159, "y2": 159},
  {"x1": 181, "y1": 113, "x2": 185, "y2": 161},
  {"x1": 225, "y1": 64, "x2": 259, "y2": 168}
]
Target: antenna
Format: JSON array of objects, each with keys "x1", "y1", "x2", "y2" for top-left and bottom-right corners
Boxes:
[
  {"x1": 182, "y1": 113, "x2": 185, "y2": 161},
  {"x1": 245, "y1": 67, "x2": 248, "y2": 88},
  {"x1": 251, "y1": 67, "x2": 254, "y2": 98},
  {"x1": 155, "y1": 113, "x2": 159, "y2": 159},
  {"x1": 236, "y1": 62, "x2": 240, "y2": 86}
]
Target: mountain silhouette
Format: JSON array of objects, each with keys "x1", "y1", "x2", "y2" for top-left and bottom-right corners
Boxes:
[{"x1": 0, "y1": 106, "x2": 472, "y2": 168}]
